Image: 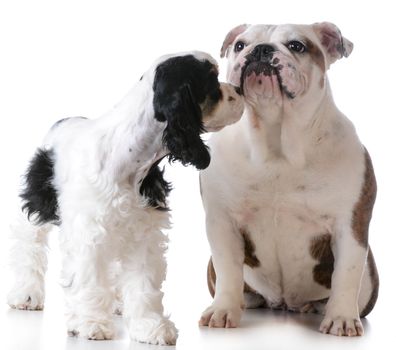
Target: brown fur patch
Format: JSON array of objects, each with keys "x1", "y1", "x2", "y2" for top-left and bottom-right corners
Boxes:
[
  {"x1": 206, "y1": 258, "x2": 258, "y2": 298},
  {"x1": 240, "y1": 228, "x2": 260, "y2": 267},
  {"x1": 248, "y1": 113, "x2": 261, "y2": 129},
  {"x1": 207, "y1": 257, "x2": 217, "y2": 298},
  {"x1": 306, "y1": 39, "x2": 326, "y2": 73},
  {"x1": 360, "y1": 247, "x2": 379, "y2": 317},
  {"x1": 352, "y1": 149, "x2": 377, "y2": 247},
  {"x1": 306, "y1": 39, "x2": 326, "y2": 88},
  {"x1": 310, "y1": 233, "x2": 334, "y2": 289}
]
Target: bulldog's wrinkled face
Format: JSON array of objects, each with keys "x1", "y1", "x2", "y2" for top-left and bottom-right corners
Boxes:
[{"x1": 222, "y1": 23, "x2": 353, "y2": 104}]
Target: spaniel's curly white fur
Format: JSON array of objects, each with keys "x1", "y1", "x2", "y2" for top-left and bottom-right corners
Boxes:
[{"x1": 7, "y1": 51, "x2": 243, "y2": 345}]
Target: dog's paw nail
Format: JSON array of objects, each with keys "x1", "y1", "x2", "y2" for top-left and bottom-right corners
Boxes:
[{"x1": 320, "y1": 316, "x2": 363, "y2": 337}]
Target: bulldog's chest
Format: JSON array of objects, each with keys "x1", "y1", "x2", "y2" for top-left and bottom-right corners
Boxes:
[{"x1": 231, "y1": 161, "x2": 336, "y2": 228}]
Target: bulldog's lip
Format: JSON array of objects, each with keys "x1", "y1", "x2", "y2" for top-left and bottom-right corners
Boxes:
[
  {"x1": 240, "y1": 60, "x2": 279, "y2": 95},
  {"x1": 239, "y1": 60, "x2": 295, "y2": 99},
  {"x1": 243, "y1": 61, "x2": 278, "y2": 77}
]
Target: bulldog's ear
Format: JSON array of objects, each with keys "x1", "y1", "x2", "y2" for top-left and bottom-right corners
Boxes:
[
  {"x1": 313, "y1": 22, "x2": 353, "y2": 65},
  {"x1": 220, "y1": 24, "x2": 249, "y2": 58},
  {"x1": 154, "y1": 83, "x2": 211, "y2": 170}
]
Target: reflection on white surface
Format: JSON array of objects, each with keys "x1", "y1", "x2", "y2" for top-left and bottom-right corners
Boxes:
[{"x1": 0, "y1": 280, "x2": 389, "y2": 350}]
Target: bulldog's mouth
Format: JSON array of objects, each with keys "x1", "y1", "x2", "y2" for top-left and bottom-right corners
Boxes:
[{"x1": 240, "y1": 60, "x2": 295, "y2": 99}]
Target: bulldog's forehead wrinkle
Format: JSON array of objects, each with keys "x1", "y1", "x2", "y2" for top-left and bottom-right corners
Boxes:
[
  {"x1": 271, "y1": 24, "x2": 315, "y2": 44},
  {"x1": 286, "y1": 35, "x2": 307, "y2": 44},
  {"x1": 242, "y1": 25, "x2": 274, "y2": 43}
]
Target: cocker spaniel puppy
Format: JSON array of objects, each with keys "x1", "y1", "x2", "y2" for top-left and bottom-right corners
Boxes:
[{"x1": 7, "y1": 51, "x2": 243, "y2": 345}]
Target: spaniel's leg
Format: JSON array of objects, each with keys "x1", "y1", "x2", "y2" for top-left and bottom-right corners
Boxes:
[
  {"x1": 108, "y1": 260, "x2": 124, "y2": 315},
  {"x1": 120, "y1": 228, "x2": 177, "y2": 345},
  {"x1": 60, "y1": 219, "x2": 114, "y2": 340},
  {"x1": 7, "y1": 211, "x2": 52, "y2": 310}
]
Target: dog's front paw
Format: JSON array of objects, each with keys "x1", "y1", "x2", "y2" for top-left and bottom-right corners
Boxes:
[
  {"x1": 199, "y1": 303, "x2": 243, "y2": 328},
  {"x1": 7, "y1": 286, "x2": 44, "y2": 311},
  {"x1": 67, "y1": 318, "x2": 114, "y2": 340},
  {"x1": 128, "y1": 317, "x2": 178, "y2": 345},
  {"x1": 319, "y1": 315, "x2": 364, "y2": 337}
]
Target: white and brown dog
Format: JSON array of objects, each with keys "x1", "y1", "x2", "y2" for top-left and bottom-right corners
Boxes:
[
  {"x1": 199, "y1": 23, "x2": 379, "y2": 337},
  {"x1": 7, "y1": 51, "x2": 243, "y2": 345}
]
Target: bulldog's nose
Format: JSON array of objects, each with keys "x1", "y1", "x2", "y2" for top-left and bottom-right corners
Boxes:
[{"x1": 251, "y1": 44, "x2": 275, "y2": 61}]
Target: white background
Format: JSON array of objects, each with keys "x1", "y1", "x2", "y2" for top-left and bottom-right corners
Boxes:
[{"x1": 0, "y1": 1, "x2": 395, "y2": 349}]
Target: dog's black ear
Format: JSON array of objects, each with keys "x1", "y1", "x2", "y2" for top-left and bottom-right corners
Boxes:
[{"x1": 153, "y1": 76, "x2": 210, "y2": 170}]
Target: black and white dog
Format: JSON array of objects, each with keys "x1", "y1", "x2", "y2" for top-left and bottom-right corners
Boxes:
[{"x1": 7, "y1": 51, "x2": 243, "y2": 345}]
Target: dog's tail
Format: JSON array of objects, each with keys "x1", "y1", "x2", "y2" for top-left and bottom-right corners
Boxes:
[{"x1": 20, "y1": 148, "x2": 59, "y2": 225}]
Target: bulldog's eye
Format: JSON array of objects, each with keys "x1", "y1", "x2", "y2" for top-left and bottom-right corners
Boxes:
[
  {"x1": 234, "y1": 41, "x2": 245, "y2": 53},
  {"x1": 287, "y1": 40, "x2": 306, "y2": 53}
]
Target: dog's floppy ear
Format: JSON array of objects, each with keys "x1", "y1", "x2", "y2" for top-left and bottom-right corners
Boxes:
[
  {"x1": 153, "y1": 81, "x2": 211, "y2": 170},
  {"x1": 220, "y1": 24, "x2": 249, "y2": 58},
  {"x1": 313, "y1": 22, "x2": 353, "y2": 65}
]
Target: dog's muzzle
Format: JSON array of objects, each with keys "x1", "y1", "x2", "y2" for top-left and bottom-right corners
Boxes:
[{"x1": 240, "y1": 44, "x2": 282, "y2": 94}]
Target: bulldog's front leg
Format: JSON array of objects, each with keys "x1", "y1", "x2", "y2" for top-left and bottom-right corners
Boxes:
[
  {"x1": 199, "y1": 215, "x2": 245, "y2": 328},
  {"x1": 320, "y1": 223, "x2": 367, "y2": 336}
]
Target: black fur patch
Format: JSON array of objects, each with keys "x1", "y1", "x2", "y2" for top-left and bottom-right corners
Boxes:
[
  {"x1": 152, "y1": 55, "x2": 222, "y2": 170},
  {"x1": 139, "y1": 159, "x2": 172, "y2": 210},
  {"x1": 20, "y1": 148, "x2": 60, "y2": 225}
]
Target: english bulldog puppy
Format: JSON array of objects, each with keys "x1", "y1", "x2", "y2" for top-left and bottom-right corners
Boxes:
[{"x1": 199, "y1": 22, "x2": 379, "y2": 337}]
